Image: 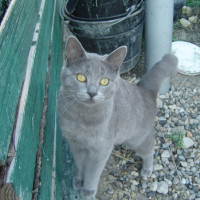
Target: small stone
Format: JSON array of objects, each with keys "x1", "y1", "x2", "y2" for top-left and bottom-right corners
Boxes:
[
  {"x1": 180, "y1": 161, "x2": 188, "y2": 167},
  {"x1": 190, "y1": 167, "x2": 196, "y2": 172},
  {"x1": 186, "y1": 131, "x2": 193, "y2": 138},
  {"x1": 131, "y1": 77, "x2": 136, "y2": 82},
  {"x1": 149, "y1": 182, "x2": 158, "y2": 191},
  {"x1": 131, "y1": 184, "x2": 135, "y2": 191},
  {"x1": 168, "y1": 163, "x2": 176, "y2": 170},
  {"x1": 182, "y1": 6, "x2": 187, "y2": 14},
  {"x1": 171, "y1": 126, "x2": 185, "y2": 134},
  {"x1": 151, "y1": 174, "x2": 157, "y2": 179},
  {"x1": 183, "y1": 137, "x2": 194, "y2": 148},
  {"x1": 131, "y1": 191, "x2": 136, "y2": 198},
  {"x1": 188, "y1": 16, "x2": 198, "y2": 23},
  {"x1": 189, "y1": 119, "x2": 194, "y2": 125},
  {"x1": 146, "y1": 191, "x2": 156, "y2": 197},
  {"x1": 181, "y1": 178, "x2": 187, "y2": 184},
  {"x1": 179, "y1": 155, "x2": 185, "y2": 161},
  {"x1": 173, "y1": 177, "x2": 179, "y2": 185},
  {"x1": 161, "y1": 150, "x2": 171, "y2": 158},
  {"x1": 180, "y1": 18, "x2": 192, "y2": 28},
  {"x1": 174, "y1": 91, "x2": 182, "y2": 97},
  {"x1": 130, "y1": 180, "x2": 139, "y2": 185},
  {"x1": 169, "y1": 105, "x2": 177, "y2": 110},
  {"x1": 142, "y1": 182, "x2": 148, "y2": 189},
  {"x1": 157, "y1": 98, "x2": 163, "y2": 108},
  {"x1": 153, "y1": 164, "x2": 163, "y2": 171},
  {"x1": 158, "y1": 116, "x2": 167, "y2": 122},
  {"x1": 196, "y1": 115, "x2": 200, "y2": 121},
  {"x1": 177, "y1": 149, "x2": 182, "y2": 154},
  {"x1": 185, "y1": 6, "x2": 192, "y2": 16},
  {"x1": 107, "y1": 189, "x2": 114, "y2": 195},
  {"x1": 173, "y1": 193, "x2": 178, "y2": 198},
  {"x1": 190, "y1": 152, "x2": 195, "y2": 158},
  {"x1": 157, "y1": 181, "x2": 168, "y2": 194},
  {"x1": 164, "y1": 178, "x2": 172, "y2": 186}
]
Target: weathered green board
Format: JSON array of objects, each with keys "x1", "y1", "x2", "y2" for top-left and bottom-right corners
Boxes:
[
  {"x1": 4, "y1": 0, "x2": 61, "y2": 199},
  {"x1": 0, "y1": 0, "x2": 41, "y2": 163},
  {"x1": 37, "y1": 0, "x2": 63, "y2": 199}
]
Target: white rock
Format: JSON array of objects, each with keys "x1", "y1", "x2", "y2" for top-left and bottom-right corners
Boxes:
[
  {"x1": 180, "y1": 161, "x2": 188, "y2": 167},
  {"x1": 153, "y1": 164, "x2": 163, "y2": 171},
  {"x1": 181, "y1": 178, "x2": 187, "y2": 184},
  {"x1": 196, "y1": 115, "x2": 200, "y2": 121},
  {"x1": 183, "y1": 137, "x2": 194, "y2": 148},
  {"x1": 131, "y1": 184, "x2": 136, "y2": 191},
  {"x1": 151, "y1": 174, "x2": 157, "y2": 179},
  {"x1": 157, "y1": 181, "x2": 168, "y2": 194},
  {"x1": 150, "y1": 181, "x2": 158, "y2": 191},
  {"x1": 131, "y1": 77, "x2": 136, "y2": 82},
  {"x1": 130, "y1": 180, "x2": 139, "y2": 185},
  {"x1": 164, "y1": 178, "x2": 172, "y2": 186},
  {"x1": 185, "y1": 6, "x2": 192, "y2": 15},
  {"x1": 122, "y1": 159, "x2": 127, "y2": 165},
  {"x1": 159, "y1": 95, "x2": 168, "y2": 99},
  {"x1": 188, "y1": 16, "x2": 198, "y2": 23},
  {"x1": 169, "y1": 105, "x2": 177, "y2": 110},
  {"x1": 182, "y1": 6, "x2": 187, "y2": 14},
  {"x1": 161, "y1": 150, "x2": 171, "y2": 158},
  {"x1": 180, "y1": 18, "x2": 192, "y2": 28},
  {"x1": 171, "y1": 126, "x2": 185, "y2": 134},
  {"x1": 157, "y1": 98, "x2": 163, "y2": 108}
]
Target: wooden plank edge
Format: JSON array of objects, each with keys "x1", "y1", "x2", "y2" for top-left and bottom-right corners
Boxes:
[
  {"x1": 51, "y1": 106, "x2": 58, "y2": 200},
  {"x1": 0, "y1": 0, "x2": 17, "y2": 33}
]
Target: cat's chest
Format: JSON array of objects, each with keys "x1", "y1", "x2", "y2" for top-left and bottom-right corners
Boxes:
[{"x1": 60, "y1": 104, "x2": 114, "y2": 142}]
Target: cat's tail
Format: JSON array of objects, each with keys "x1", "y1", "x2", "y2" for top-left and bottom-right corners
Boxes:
[{"x1": 137, "y1": 53, "x2": 178, "y2": 96}]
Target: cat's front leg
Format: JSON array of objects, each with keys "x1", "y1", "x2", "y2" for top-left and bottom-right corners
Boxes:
[
  {"x1": 68, "y1": 141, "x2": 87, "y2": 190},
  {"x1": 81, "y1": 146, "x2": 113, "y2": 199}
]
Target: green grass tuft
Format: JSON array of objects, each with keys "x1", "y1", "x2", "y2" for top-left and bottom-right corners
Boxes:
[{"x1": 169, "y1": 132, "x2": 184, "y2": 148}]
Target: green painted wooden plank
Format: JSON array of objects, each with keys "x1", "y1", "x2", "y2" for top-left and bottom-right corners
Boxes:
[
  {"x1": 37, "y1": 0, "x2": 63, "y2": 199},
  {"x1": 0, "y1": 0, "x2": 41, "y2": 163},
  {"x1": 6, "y1": 0, "x2": 56, "y2": 199}
]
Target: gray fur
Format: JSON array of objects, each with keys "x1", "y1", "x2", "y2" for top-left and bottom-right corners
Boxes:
[{"x1": 58, "y1": 36, "x2": 178, "y2": 199}]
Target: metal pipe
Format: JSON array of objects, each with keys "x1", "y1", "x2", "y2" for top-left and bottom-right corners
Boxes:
[{"x1": 145, "y1": 0, "x2": 174, "y2": 94}]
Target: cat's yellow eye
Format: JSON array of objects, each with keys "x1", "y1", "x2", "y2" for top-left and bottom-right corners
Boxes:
[
  {"x1": 77, "y1": 74, "x2": 86, "y2": 82},
  {"x1": 100, "y1": 78, "x2": 109, "y2": 86}
]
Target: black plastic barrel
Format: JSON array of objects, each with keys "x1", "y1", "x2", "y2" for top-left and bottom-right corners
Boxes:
[
  {"x1": 66, "y1": 0, "x2": 141, "y2": 20},
  {"x1": 61, "y1": 0, "x2": 145, "y2": 74}
]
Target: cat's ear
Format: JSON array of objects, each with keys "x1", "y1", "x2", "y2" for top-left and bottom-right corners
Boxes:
[
  {"x1": 105, "y1": 46, "x2": 127, "y2": 71},
  {"x1": 66, "y1": 36, "x2": 86, "y2": 65}
]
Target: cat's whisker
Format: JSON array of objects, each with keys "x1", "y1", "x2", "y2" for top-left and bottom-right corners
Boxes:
[
  {"x1": 73, "y1": 101, "x2": 79, "y2": 112},
  {"x1": 57, "y1": 95, "x2": 75, "y2": 101},
  {"x1": 60, "y1": 98, "x2": 77, "y2": 114}
]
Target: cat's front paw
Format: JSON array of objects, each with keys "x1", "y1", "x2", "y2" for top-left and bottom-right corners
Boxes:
[
  {"x1": 141, "y1": 168, "x2": 152, "y2": 178},
  {"x1": 81, "y1": 187, "x2": 96, "y2": 199},
  {"x1": 73, "y1": 177, "x2": 83, "y2": 190}
]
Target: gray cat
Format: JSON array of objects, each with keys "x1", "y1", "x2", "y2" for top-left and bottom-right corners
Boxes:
[{"x1": 58, "y1": 36, "x2": 178, "y2": 199}]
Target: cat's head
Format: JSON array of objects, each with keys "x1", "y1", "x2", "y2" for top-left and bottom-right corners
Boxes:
[{"x1": 61, "y1": 36, "x2": 127, "y2": 105}]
